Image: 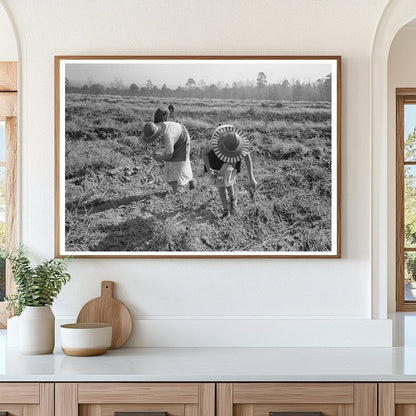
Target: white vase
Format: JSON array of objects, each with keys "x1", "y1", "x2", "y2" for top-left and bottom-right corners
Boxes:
[{"x1": 19, "y1": 306, "x2": 55, "y2": 354}]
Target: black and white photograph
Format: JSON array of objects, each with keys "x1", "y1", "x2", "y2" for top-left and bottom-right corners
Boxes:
[{"x1": 55, "y1": 56, "x2": 341, "y2": 257}]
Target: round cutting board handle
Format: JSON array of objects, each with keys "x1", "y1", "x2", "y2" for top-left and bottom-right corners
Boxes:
[{"x1": 101, "y1": 281, "x2": 115, "y2": 298}]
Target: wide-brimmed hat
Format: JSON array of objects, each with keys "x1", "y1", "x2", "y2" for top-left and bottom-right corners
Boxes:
[
  {"x1": 211, "y1": 125, "x2": 250, "y2": 163},
  {"x1": 140, "y1": 122, "x2": 165, "y2": 145}
]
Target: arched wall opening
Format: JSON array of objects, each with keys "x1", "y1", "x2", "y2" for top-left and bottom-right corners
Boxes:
[
  {"x1": 371, "y1": 0, "x2": 416, "y2": 318},
  {"x1": 387, "y1": 18, "x2": 416, "y2": 313}
]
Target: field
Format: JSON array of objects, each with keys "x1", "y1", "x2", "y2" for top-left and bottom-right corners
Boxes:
[{"x1": 64, "y1": 94, "x2": 333, "y2": 253}]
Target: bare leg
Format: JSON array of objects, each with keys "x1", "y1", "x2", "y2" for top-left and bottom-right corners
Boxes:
[
  {"x1": 218, "y1": 186, "x2": 230, "y2": 219},
  {"x1": 226, "y1": 185, "x2": 235, "y2": 199},
  {"x1": 169, "y1": 181, "x2": 178, "y2": 193},
  {"x1": 227, "y1": 185, "x2": 237, "y2": 214},
  {"x1": 218, "y1": 187, "x2": 228, "y2": 210}
]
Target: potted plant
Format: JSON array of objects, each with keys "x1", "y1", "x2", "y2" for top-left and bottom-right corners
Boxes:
[{"x1": 5, "y1": 246, "x2": 71, "y2": 354}]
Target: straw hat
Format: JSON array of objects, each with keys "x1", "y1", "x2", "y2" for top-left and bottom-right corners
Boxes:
[
  {"x1": 211, "y1": 125, "x2": 250, "y2": 163},
  {"x1": 140, "y1": 122, "x2": 165, "y2": 145}
]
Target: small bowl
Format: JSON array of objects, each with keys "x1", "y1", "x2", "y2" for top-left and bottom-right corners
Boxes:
[{"x1": 60, "y1": 323, "x2": 112, "y2": 356}]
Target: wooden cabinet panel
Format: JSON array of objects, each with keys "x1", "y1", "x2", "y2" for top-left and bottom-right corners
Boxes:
[
  {"x1": 0, "y1": 382, "x2": 53, "y2": 416},
  {"x1": 233, "y1": 383, "x2": 354, "y2": 404},
  {"x1": 377, "y1": 383, "x2": 416, "y2": 416},
  {"x1": 354, "y1": 384, "x2": 377, "y2": 416},
  {"x1": 0, "y1": 383, "x2": 39, "y2": 403},
  {"x1": 56, "y1": 383, "x2": 78, "y2": 416},
  {"x1": 395, "y1": 384, "x2": 416, "y2": 404},
  {"x1": 218, "y1": 383, "x2": 376, "y2": 416},
  {"x1": 78, "y1": 383, "x2": 199, "y2": 404},
  {"x1": 80, "y1": 403, "x2": 185, "y2": 416},
  {"x1": 379, "y1": 384, "x2": 395, "y2": 416},
  {"x1": 57, "y1": 383, "x2": 215, "y2": 416}
]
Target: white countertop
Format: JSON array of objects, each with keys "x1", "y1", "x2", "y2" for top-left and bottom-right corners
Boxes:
[
  {"x1": 2, "y1": 345, "x2": 416, "y2": 382},
  {"x1": 2, "y1": 313, "x2": 416, "y2": 382}
]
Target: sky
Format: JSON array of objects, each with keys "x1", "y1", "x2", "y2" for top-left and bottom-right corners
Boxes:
[
  {"x1": 64, "y1": 59, "x2": 333, "y2": 88},
  {"x1": 405, "y1": 104, "x2": 416, "y2": 140}
]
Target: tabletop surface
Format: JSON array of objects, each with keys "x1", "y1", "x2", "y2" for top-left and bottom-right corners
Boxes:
[{"x1": 2, "y1": 344, "x2": 416, "y2": 382}]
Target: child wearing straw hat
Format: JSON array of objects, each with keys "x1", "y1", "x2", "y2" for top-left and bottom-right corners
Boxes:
[{"x1": 202, "y1": 124, "x2": 257, "y2": 220}]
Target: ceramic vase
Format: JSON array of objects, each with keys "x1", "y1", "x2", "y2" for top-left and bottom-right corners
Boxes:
[{"x1": 19, "y1": 306, "x2": 55, "y2": 354}]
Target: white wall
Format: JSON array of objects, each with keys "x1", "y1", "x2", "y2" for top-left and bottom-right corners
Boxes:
[
  {"x1": 387, "y1": 26, "x2": 416, "y2": 312},
  {"x1": 0, "y1": 0, "x2": 393, "y2": 347},
  {"x1": 0, "y1": 3, "x2": 16, "y2": 61}
]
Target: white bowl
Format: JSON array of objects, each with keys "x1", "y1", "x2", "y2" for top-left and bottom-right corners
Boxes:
[{"x1": 60, "y1": 323, "x2": 112, "y2": 356}]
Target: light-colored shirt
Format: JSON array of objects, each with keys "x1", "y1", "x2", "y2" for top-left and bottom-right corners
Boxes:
[{"x1": 162, "y1": 121, "x2": 183, "y2": 155}]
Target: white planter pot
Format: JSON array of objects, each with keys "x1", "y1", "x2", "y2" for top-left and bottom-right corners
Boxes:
[{"x1": 19, "y1": 306, "x2": 55, "y2": 354}]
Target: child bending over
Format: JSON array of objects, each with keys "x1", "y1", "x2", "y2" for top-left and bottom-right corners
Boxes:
[{"x1": 202, "y1": 125, "x2": 257, "y2": 220}]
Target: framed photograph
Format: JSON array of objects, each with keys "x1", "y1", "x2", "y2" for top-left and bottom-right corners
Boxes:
[{"x1": 55, "y1": 56, "x2": 341, "y2": 258}]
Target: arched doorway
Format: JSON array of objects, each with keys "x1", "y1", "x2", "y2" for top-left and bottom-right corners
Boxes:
[{"x1": 371, "y1": 0, "x2": 416, "y2": 318}]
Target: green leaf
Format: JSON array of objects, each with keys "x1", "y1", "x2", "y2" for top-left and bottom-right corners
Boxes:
[{"x1": 6, "y1": 245, "x2": 71, "y2": 315}]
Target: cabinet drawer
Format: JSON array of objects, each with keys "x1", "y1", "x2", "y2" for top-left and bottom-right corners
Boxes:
[
  {"x1": 78, "y1": 383, "x2": 200, "y2": 404},
  {"x1": 56, "y1": 383, "x2": 215, "y2": 416},
  {"x1": 217, "y1": 383, "x2": 376, "y2": 416}
]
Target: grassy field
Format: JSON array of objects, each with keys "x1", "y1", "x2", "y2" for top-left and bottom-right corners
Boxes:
[{"x1": 64, "y1": 94, "x2": 333, "y2": 253}]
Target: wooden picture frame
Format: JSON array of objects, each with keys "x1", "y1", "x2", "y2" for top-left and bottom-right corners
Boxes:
[
  {"x1": 55, "y1": 56, "x2": 341, "y2": 258},
  {"x1": 396, "y1": 88, "x2": 416, "y2": 310}
]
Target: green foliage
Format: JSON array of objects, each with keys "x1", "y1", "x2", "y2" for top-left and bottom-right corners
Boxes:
[
  {"x1": 4, "y1": 246, "x2": 71, "y2": 316},
  {"x1": 0, "y1": 222, "x2": 5, "y2": 247},
  {"x1": 403, "y1": 127, "x2": 416, "y2": 280},
  {"x1": 405, "y1": 253, "x2": 416, "y2": 281},
  {"x1": 404, "y1": 128, "x2": 416, "y2": 248},
  {"x1": 405, "y1": 126, "x2": 416, "y2": 160}
]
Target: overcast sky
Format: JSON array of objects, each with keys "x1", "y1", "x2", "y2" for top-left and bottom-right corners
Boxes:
[{"x1": 64, "y1": 59, "x2": 333, "y2": 88}]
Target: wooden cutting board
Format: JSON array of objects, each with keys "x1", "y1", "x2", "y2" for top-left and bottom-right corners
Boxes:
[{"x1": 76, "y1": 281, "x2": 133, "y2": 349}]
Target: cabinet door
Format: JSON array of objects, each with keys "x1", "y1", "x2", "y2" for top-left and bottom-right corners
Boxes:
[
  {"x1": 0, "y1": 383, "x2": 53, "y2": 416},
  {"x1": 217, "y1": 383, "x2": 377, "y2": 416},
  {"x1": 379, "y1": 383, "x2": 416, "y2": 416},
  {"x1": 55, "y1": 383, "x2": 215, "y2": 416}
]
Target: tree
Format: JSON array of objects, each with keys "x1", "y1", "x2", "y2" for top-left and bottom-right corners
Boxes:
[
  {"x1": 405, "y1": 125, "x2": 416, "y2": 160},
  {"x1": 256, "y1": 72, "x2": 267, "y2": 88},
  {"x1": 145, "y1": 79, "x2": 153, "y2": 89},
  {"x1": 90, "y1": 83, "x2": 104, "y2": 95},
  {"x1": 292, "y1": 80, "x2": 303, "y2": 101},
  {"x1": 198, "y1": 79, "x2": 207, "y2": 89},
  {"x1": 129, "y1": 83, "x2": 139, "y2": 96},
  {"x1": 405, "y1": 127, "x2": 416, "y2": 250},
  {"x1": 161, "y1": 83, "x2": 169, "y2": 97},
  {"x1": 317, "y1": 74, "x2": 331, "y2": 101},
  {"x1": 185, "y1": 78, "x2": 196, "y2": 88},
  {"x1": 405, "y1": 165, "x2": 416, "y2": 247},
  {"x1": 111, "y1": 77, "x2": 124, "y2": 90}
]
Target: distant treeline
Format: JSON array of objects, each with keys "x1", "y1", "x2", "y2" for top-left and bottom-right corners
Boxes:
[{"x1": 66, "y1": 73, "x2": 331, "y2": 102}]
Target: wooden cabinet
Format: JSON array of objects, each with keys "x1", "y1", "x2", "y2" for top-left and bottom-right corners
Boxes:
[
  {"x1": 379, "y1": 383, "x2": 416, "y2": 416},
  {"x1": 0, "y1": 380, "x2": 411, "y2": 416},
  {"x1": 0, "y1": 383, "x2": 53, "y2": 416},
  {"x1": 217, "y1": 383, "x2": 377, "y2": 416},
  {"x1": 55, "y1": 383, "x2": 215, "y2": 416}
]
